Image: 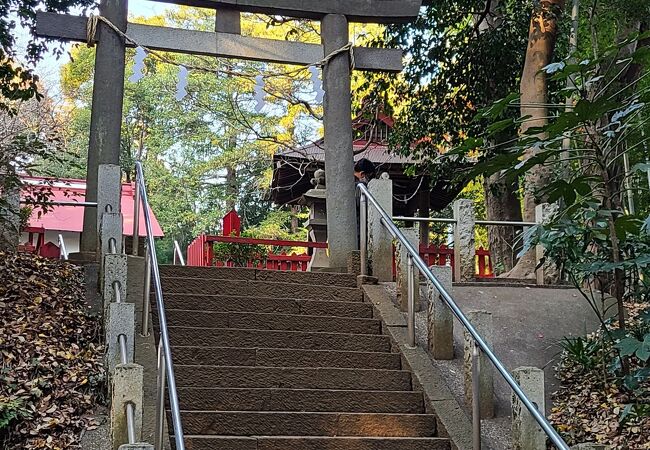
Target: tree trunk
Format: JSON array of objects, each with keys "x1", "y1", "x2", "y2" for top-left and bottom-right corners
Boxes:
[
  {"x1": 225, "y1": 165, "x2": 237, "y2": 212},
  {"x1": 484, "y1": 173, "x2": 522, "y2": 275},
  {"x1": 505, "y1": 0, "x2": 565, "y2": 279},
  {"x1": 0, "y1": 173, "x2": 21, "y2": 252},
  {"x1": 290, "y1": 205, "x2": 300, "y2": 234}
]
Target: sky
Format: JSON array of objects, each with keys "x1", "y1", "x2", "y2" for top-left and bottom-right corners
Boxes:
[{"x1": 15, "y1": 0, "x2": 176, "y2": 97}]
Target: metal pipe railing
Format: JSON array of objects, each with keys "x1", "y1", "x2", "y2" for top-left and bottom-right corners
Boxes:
[
  {"x1": 393, "y1": 216, "x2": 537, "y2": 227},
  {"x1": 21, "y1": 200, "x2": 99, "y2": 207},
  {"x1": 58, "y1": 234, "x2": 69, "y2": 260},
  {"x1": 132, "y1": 180, "x2": 141, "y2": 256},
  {"x1": 107, "y1": 237, "x2": 137, "y2": 446},
  {"x1": 173, "y1": 240, "x2": 186, "y2": 266},
  {"x1": 358, "y1": 183, "x2": 569, "y2": 450},
  {"x1": 135, "y1": 161, "x2": 185, "y2": 450}
]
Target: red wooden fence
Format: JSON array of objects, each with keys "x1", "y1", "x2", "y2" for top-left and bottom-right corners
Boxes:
[
  {"x1": 391, "y1": 243, "x2": 494, "y2": 280},
  {"x1": 186, "y1": 210, "x2": 326, "y2": 272}
]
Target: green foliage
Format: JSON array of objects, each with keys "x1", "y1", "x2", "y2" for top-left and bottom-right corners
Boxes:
[
  {"x1": 0, "y1": 398, "x2": 31, "y2": 431},
  {"x1": 0, "y1": 0, "x2": 96, "y2": 112},
  {"x1": 213, "y1": 240, "x2": 267, "y2": 267},
  {"x1": 560, "y1": 336, "x2": 605, "y2": 372}
]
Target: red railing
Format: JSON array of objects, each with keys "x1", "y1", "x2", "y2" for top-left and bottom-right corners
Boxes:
[
  {"x1": 187, "y1": 234, "x2": 325, "y2": 271},
  {"x1": 186, "y1": 210, "x2": 327, "y2": 272},
  {"x1": 392, "y1": 243, "x2": 494, "y2": 280}
]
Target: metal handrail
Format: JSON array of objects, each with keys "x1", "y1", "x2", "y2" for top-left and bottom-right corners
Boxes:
[
  {"x1": 393, "y1": 216, "x2": 537, "y2": 227},
  {"x1": 173, "y1": 240, "x2": 186, "y2": 266},
  {"x1": 107, "y1": 237, "x2": 137, "y2": 445},
  {"x1": 58, "y1": 234, "x2": 69, "y2": 260},
  {"x1": 20, "y1": 200, "x2": 99, "y2": 207},
  {"x1": 358, "y1": 183, "x2": 569, "y2": 450},
  {"x1": 135, "y1": 161, "x2": 185, "y2": 450}
]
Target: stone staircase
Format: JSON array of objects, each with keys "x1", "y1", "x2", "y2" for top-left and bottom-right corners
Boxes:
[{"x1": 157, "y1": 266, "x2": 451, "y2": 450}]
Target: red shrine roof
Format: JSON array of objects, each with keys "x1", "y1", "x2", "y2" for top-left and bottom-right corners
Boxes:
[{"x1": 21, "y1": 176, "x2": 164, "y2": 237}]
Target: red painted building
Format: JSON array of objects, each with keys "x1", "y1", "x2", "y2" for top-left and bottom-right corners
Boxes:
[{"x1": 20, "y1": 176, "x2": 163, "y2": 258}]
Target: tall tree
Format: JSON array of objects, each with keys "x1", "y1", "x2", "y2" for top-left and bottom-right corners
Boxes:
[{"x1": 367, "y1": 0, "x2": 532, "y2": 273}]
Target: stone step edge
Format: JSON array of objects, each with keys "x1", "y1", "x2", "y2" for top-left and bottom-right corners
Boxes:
[
  {"x1": 173, "y1": 365, "x2": 410, "y2": 374},
  {"x1": 174, "y1": 387, "x2": 422, "y2": 395},
  {"x1": 159, "y1": 266, "x2": 357, "y2": 285},
  {"x1": 170, "y1": 345, "x2": 397, "y2": 356},
  {"x1": 159, "y1": 309, "x2": 382, "y2": 324},
  {"x1": 156, "y1": 292, "x2": 369, "y2": 306},
  {"x1": 175, "y1": 411, "x2": 437, "y2": 417},
  {"x1": 166, "y1": 326, "x2": 387, "y2": 339},
  {"x1": 161, "y1": 275, "x2": 361, "y2": 292},
  {"x1": 179, "y1": 435, "x2": 447, "y2": 440}
]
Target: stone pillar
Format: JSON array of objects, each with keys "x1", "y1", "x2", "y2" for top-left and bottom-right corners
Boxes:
[
  {"x1": 97, "y1": 164, "x2": 123, "y2": 269},
  {"x1": 106, "y1": 302, "x2": 135, "y2": 372},
  {"x1": 453, "y1": 199, "x2": 475, "y2": 281},
  {"x1": 427, "y1": 265, "x2": 453, "y2": 360},
  {"x1": 81, "y1": 0, "x2": 128, "y2": 254},
  {"x1": 100, "y1": 212, "x2": 124, "y2": 278},
  {"x1": 103, "y1": 253, "x2": 128, "y2": 306},
  {"x1": 464, "y1": 310, "x2": 494, "y2": 418},
  {"x1": 216, "y1": 8, "x2": 241, "y2": 34},
  {"x1": 301, "y1": 170, "x2": 329, "y2": 271},
  {"x1": 367, "y1": 174, "x2": 393, "y2": 281},
  {"x1": 512, "y1": 367, "x2": 546, "y2": 450},
  {"x1": 322, "y1": 14, "x2": 357, "y2": 270},
  {"x1": 535, "y1": 203, "x2": 559, "y2": 286},
  {"x1": 111, "y1": 363, "x2": 144, "y2": 450},
  {"x1": 396, "y1": 227, "x2": 420, "y2": 312}
]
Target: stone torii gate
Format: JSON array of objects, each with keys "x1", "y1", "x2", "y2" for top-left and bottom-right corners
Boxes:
[{"x1": 35, "y1": 0, "x2": 422, "y2": 267}]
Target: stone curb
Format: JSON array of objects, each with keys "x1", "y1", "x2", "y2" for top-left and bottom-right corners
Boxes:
[{"x1": 362, "y1": 284, "x2": 473, "y2": 450}]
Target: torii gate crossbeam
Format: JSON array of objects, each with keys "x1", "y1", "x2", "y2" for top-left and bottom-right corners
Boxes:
[{"x1": 35, "y1": 0, "x2": 421, "y2": 268}]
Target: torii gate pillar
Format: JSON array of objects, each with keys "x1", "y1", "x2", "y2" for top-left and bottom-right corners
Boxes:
[
  {"x1": 321, "y1": 14, "x2": 357, "y2": 270},
  {"x1": 80, "y1": 0, "x2": 128, "y2": 256}
]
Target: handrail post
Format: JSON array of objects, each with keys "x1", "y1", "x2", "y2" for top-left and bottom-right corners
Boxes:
[
  {"x1": 407, "y1": 255, "x2": 416, "y2": 348},
  {"x1": 360, "y1": 193, "x2": 368, "y2": 276},
  {"x1": 132, "y1": 175, "x2": 141, "y2": 256},
  {"x1": 141, "y1": 246, "x2": 151, "y2": 336},
  {"x1": 154, "y1": 340, "x2": 167, "y2": 450},
  {"x1": 173, "y1": 240, "x2": 186, "y2": 266},
  {"x1": 472, "y1": 340, "x2": 481, "y2": 450},
  {"x1": 356, "y1": 183, "x2": 570, "y2": 450}
]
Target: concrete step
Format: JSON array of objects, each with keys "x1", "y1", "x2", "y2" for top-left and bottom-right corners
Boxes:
[
  {"x1": 175, "y1": 387, "x2": 424, "y2": 413},
  {"x1": 160, "y1": 266, "x2": 358, "y2": 287},
  {"x1": 171, "y1": 347, "x2": 402, "y2": 370},
  {"x1": 180, "y1": 436, "x2": 450, "y2": 450},
  {"x1": 161, "y1": 310, "x2": 382, "y2": 334},
  {"x1": 168, "y1": 327, "x2": 390, "y2": 352},
  {"x1": 173, "y1": 366, "x2": 412, "y2": 391},
  {"x1": 161, "y1": 277, "x2": 363, "y2": 302},
  {"x1": 179, "y1": 411, "x2": 437, "y2": 437},
  {"x1": 160, "y1": 294, "x2": 373, "y2": 318}
]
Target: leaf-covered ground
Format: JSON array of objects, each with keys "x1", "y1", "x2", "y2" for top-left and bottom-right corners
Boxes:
[
  {"x1": 549, "y1": 304, "x2": 650, "y2": 449},
  {"x1": 0, "y1": 252, "x2": 105, "y2": 449}
]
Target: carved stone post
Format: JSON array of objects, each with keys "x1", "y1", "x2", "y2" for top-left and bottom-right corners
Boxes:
[
  {"x1": 453, "y1": 199, "x2": 475, "y2": 281},
  {"x1": 301, "y1": 169, "x2": 329, "y2": 271},
  {"x1": 367, "y1": 174, "x2": 393, "y2": 281}
]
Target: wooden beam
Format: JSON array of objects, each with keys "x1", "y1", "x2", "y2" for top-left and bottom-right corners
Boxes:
[
  {"x1": 154, "y1": 0, "x2": 422, "y2": 23},
  {"x1": 36, "y1": 12, "x2": 402, "y2": 72}
]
